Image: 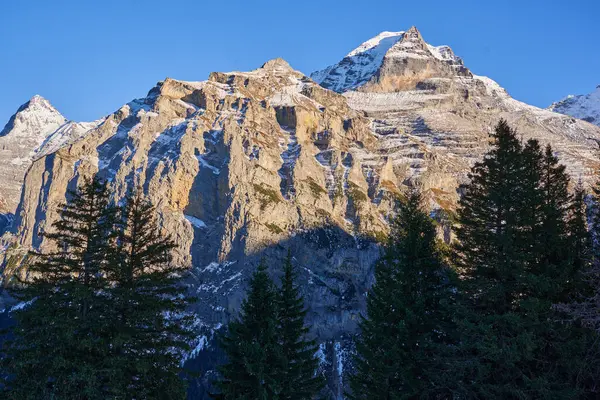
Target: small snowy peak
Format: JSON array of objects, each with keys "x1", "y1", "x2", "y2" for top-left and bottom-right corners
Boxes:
[
  {"x1": 0, "y1": 95, "x2": 101, "y2": 212},
  {"x1": 549, "y1": 85, "x2": 600, "y2": 126},
  {"x1": 1, "y1": 95, "x2": 66, "y2": 138}
]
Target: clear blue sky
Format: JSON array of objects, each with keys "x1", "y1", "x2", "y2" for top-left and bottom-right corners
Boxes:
[{"x1": 1, "y1": 0, "x2": 598, "y2": 125}]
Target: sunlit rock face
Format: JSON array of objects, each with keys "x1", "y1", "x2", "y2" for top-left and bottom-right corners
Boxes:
[{"x1": 2, "y1": 27, "x2": 600, "y2": 398}]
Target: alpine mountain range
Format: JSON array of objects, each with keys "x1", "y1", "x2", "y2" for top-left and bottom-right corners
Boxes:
[{"x1": 1, "y1": 26, "x2": 600, "y2": 398}]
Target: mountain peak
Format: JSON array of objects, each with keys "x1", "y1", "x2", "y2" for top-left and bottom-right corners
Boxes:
[
  {"x1": 404, "y1": 26, "x2": 422, "y2": 39},
  {"x1": 311, "y1": 26, "x2": 470, "y2": 93},
  {"x1": 261, "y1": 58, "x2": 293, "y2": 71},
  {"x1": 0, "y1": 95, "x2": 66, "y2": 137}
]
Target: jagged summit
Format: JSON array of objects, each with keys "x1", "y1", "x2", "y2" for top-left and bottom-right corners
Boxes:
[
  {"x1": 549, "y1": 85, "x2": 600, "y2": 126},
  {"x1": 261, "y1": 57, "x2": 293, "y2": 71},
  {"x1": 311, "y1": 26, "x2": 468, "y2": 93}
]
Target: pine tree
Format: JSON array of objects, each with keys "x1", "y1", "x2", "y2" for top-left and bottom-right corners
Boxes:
[
  {"x1": 277, "y1": 251, "x2": 324, "y2": 399},
  {"x1": 567, "y1": 181, "x2": 591, "y2": 283},
  {"x1": 214, "y1": 261, "x2": 282, "y2": 399},
  {"x1": 534, "y1": 145, "x2": 572, "y2": 300},
  {"x1": 349, "y1": 189, "x2": 458, "y2": 399},
  {"x1": 455, "y1": 120, "x2": 600, "y2": 398},
  {"x1": 1, "y1": 177, "x2": 116, "y2": 399},
  {"x1": 455, "y1": 119, "x2": 528, "y2": 314},
  {"x1": 105, "y1": 188, "x2": 195, "y2": 399}
]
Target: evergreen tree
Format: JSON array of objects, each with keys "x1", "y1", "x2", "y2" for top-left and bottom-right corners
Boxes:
[
  {"x1": 349, "y1": 189, "x2": 458, "y2": 399},
  {"x1": 519, "y1": 139, "x2": 544, "y2": 267},
  {"x1": 277, "y1": 251, "x2": 324, "y2": 399},
  {"x1": 535, "y1": 145, "x2": 572, "y2": 300},
  {"x1": 1, "y1": 181, "x2": 196, "y2": 399},
  {"x1": 567, "y1": 181, "x2": 591, "y2": 281},
  {"x1": 1, "y1": 177, "x2": 116, "y2": 399},
  {"x1": 104, "y1": 188, "x2": 195, "y2": 399},
  {"x1": 455, "y1": 120, "x2": 599, "y2": 398},
  {"x1": 214, "y1": 261, "x2": 281, "y2": 399}
]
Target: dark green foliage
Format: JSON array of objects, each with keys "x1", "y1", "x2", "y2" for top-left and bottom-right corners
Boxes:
[
  {"x1": 1, "y1": 179, "x2": 194, "y2": 399},
  {"x1": 567, "y1": 182, "x2": 591, "y2": 286},
  {"x1": 104, "y1": 189, "x2": 195, "y2": 399},
  {"x1": 349, "y1": 189, "x2": 459, "y2": 399},
  {"x1": 214, "y1": 254, "x2": 324, "y2": 400},
  {"x1": 214, "y1": 262, "x2": 282, "y2": 399},
  {"x1": 277, "y1": 251, "x2": 324, "y2": 399},
  {"x1": 1, "y1": 177, "x2": 116, "y2": 399},
  {"x1": 454, "y1": 120, "x2": 600, "y2": 398},
  {"x1": 455, "y1": 120, "x2": 529, "y2": 313}
]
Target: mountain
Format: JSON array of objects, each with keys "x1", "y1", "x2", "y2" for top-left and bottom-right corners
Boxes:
[
  {"x1": 311, "y1": 26, "x2": 600, "y2": 210},
  {"x1": 549, "y1": 85, "x2": 600, "y2": 126},
  {"x1": 312, "y1": 27, "x2": 469, "y2": 93},
  {"x1": 0, "y1": 95, "x2": 101, "y2": 216},
  {"x1": 2, "y1": 27, "x2": 600, "y2": 398}
]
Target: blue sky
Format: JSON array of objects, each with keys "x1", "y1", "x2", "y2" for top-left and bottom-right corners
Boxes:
[{"x1": 1, "y1": 0, "x2": 598, "y2": 125}]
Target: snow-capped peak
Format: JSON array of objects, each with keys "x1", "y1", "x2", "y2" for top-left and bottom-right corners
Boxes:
[
  {"x1": 0, "y1": 95, "x2": 66, "y2": 138},
  {"x1": 548, "y1": 85, "x2": 600, "y2": 126},
  {"x1": 311, "y1": 26, "x2": 468, "y2": 93}
]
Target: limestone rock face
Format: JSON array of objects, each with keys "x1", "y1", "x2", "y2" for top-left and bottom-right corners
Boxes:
[{"x1": 3, "y1": 27, "x2": 600, "y2": 398}]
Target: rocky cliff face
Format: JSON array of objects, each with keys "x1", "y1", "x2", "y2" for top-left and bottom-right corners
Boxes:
[
  {"x1": 2, "y1": 27, "x2": 600, "y2": 398},
  {"x1": 549, "y1": 85, "x2": 600, "y2": 126}
]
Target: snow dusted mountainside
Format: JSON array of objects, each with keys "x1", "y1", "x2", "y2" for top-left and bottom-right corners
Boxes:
[
  {"x1": 0, "y1": 96, "x2": 101, "y2": 214},
  {"x1": 549, "y1": 85, "x2": 600, "y2": 126},
  {"x1": 1, "y1": 26, "x2": 600, "y2": 398},
  {"x1": 311, "y1": 27, "x2": 468, "y2": 93},
  {"x1": 311, "y1": 26, "x2": 600, "y2": 206}
]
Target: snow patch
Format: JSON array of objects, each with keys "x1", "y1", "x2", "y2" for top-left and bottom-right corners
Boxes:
[{"x1": 185, "y1": 214, "x2": 207, "y2": 229}]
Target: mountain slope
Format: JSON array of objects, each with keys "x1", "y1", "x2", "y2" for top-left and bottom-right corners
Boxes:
[{"x1": 549, "y1": 85, "x2": 600, "y2": 126}]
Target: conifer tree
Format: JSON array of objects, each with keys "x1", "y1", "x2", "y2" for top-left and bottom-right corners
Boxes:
[
  {"x1": 1, "y1": 177, "x2": 116, "y2": 399},
  {"x1": 349, "y1": 189, "x2": 458, "y2": 399},
  {"x1": 455, "y1": 119, "x2": 527, "y2": 313},
  {"x1": 214, "y1": 261, "x2": 281, "y2": 399},
  {"x1": 277, "y1": 251, "x2": 324, "y2": 399},
  {"x1": 105, "y1": 188, "x2": 195, "y2": 399},
  {"x1": 567, "y1": 181, "x2": 591, "y2": 280},
  {"x1": 535, "y1": 145, "x2": 572, "y2": 299},
  {"x1": 455, "y1": 120, "x2": 599, "y2": 398}
]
